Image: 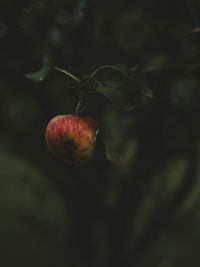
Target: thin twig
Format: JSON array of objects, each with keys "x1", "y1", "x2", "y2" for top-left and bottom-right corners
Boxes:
[
  {"x1": 90, "y1": 65, "x2": 114, "y2": 77},
  {"x1": 53, "y1": 66, "x2": 80, "y2": 82}
]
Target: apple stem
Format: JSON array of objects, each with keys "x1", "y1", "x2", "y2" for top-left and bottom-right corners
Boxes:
[
  {"x1": 75, "y1": 99, "x2": 83, "y2": 116},
  {"x1": 75, "y1": 94, "x2": 86, "y2": 116},
  {"x1": 53, "y1": 66, "x2": 80, "y2": 82},
  {"x1": 75, "y1": 101, "x2": 81, "y2": 116}
]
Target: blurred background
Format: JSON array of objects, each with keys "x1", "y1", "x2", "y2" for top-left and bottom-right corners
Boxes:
[{"x1": 1, "y1": 0, "x2": 200, "y2": 266}]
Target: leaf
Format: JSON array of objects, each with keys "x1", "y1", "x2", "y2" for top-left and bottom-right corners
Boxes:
[
  {"x1": 103, "y1": 109, "x2": 139, "y2": 172},
  {"x1": 0, "y1": 147, "x2": 65, "y2": 265},
  {"x1": 26, "y1": 65, "x2": 51, "y2": 82},
  {"x1": 96, "y1": 64, "x2": 153, "y2": 111},
  {"x1": 139, "y1": 78, "x2": 154, "y2": 100},
  {"x1": 110, "y1": 64, "x2": 132, "y2": 76},
  {"x1": 105, "y1": 143, "x2": 130, "y2": 173},
  {"x1": 97, "y1": 81, "x2": 138, "y2": 111},
  {"x1": 43, "y1": 44, "x2": 52, "y2": 66},
  {"x1": 143, "y1": 55, "x2": 171, "y2": 72},
  {"x1": 0, "y1": 148, "x2": 65, "y2": 225},
  {"x1": 26, "y1": 44, "x2": 52, "y2": 82}
]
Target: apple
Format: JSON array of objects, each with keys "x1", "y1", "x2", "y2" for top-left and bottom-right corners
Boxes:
[{"x1": 45, "y1": 115, "x2": 99, "y2": 165}]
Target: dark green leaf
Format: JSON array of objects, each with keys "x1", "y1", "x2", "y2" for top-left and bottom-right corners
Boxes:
[
  {"x1": 139, "y1": 79, "x2": 154, "y2": 100},
  {"x1": 26, "y1": 65, "x2": 51, "y2": 82},
  {"x1": 96, "y1": 64, "x2": 153, "y2": 111},
  {"x1": 110, "y1": 64, "x2": 132, "y2": 76},
  {"x1": 26, "y1": 44, "x2": 52, "y2": 82},
  {"x1": 97, "y1": 81, "x2": 138, "y2": 111},
  {"x1": 43, "y1": 44, "x2": 52, "y2": 66},
  {"x1": 105, "y1": 143, "x2": 129, "y2": 173}
]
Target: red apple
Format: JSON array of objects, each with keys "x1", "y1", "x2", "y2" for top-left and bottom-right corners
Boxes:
[{"x1": 45, "y1": 115, "x2": 99, "y2": 165}]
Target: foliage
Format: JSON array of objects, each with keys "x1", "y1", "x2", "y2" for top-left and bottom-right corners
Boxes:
[{"x1": 1, "y1": 0, "x2": 200, "y2": 266}]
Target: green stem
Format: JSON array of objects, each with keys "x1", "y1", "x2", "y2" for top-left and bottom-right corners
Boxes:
[
  {"x1": 53, "y1": 66, "x2": 80, "y2": 82},
  {"x1": 90, "y1": 65, "x2": 114, "y2": 77}
]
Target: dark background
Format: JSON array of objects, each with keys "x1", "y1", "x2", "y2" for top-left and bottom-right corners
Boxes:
[{"x1": 1, "y1": 0, "x2": 200, "y2": 266}]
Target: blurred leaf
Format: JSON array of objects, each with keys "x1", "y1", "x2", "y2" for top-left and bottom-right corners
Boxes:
[
  {"x1": 170, "y1": 79, "x2": 198, "y2": 107},
  {"x1": 109, "y1": 64, "x2": 132, "y2": 76},
  {"x1": 182, "y1": 32, "x2": 200, "y2": 63},
  {"x1": 26, "y1": 64, "x2": 51, "y2": 82},
  {"x1": 160, "y1": 158, "x2": 189, "y2": 201},
  {"x1": 132, "y1": 191, "x2": 157, "y2": 239},
  {"x1": 0, "y1": 147, "x2": 66, "y2": 265},
  {"x1": 114, "y1": 10, "x2": 153, "y2": 52},
  {"x1": 26, "y1": 45, "x2": 52, "y2": 82},
  {"x1": 43, "y1": 44, "x2": 52, "y2": 66},
  {"x1": 103, "y1": 108, "x2": 138, "y2": 172},
  {"x1": 143, "y1": 55, "x2": 171, "y2": 72},
  {"x1": 96, "y1": 64, "x2": 153, "y2": 111},
  {"x1": 187, "y1": 27, "x2": 200, "y2": 34},
  {"x1": 122, "y1": 139, "x2": 138, "y2": 162},
  {"x1": 139, "y1": 78, "x2": 154, "y2": 99},
  {"x1": 176, "y1": 148, "x2": 200, "y2": 217},
  {"x1": 139, "y1": 217, "x2": 200, "y2": 267},
  {"x1": 150, "y1": 158, "x2": 189, "y2": 204},
  {"x1": 0, "y1": 148, "x2": 65, "y2": 225},
  {"x1": 105, "y1": 143, "x2": 129, "y2": 173}
]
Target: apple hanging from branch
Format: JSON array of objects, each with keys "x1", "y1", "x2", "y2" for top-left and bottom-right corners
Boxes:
[
  {"x1": 26, "y1": 45, "x2": 153, "y2": 166},
  {"x1": 45, "y1": 115, "x2": 99, "y2": 165},
  {"x1": 44, "y1": 67, "x2": 99, "y2": 165}
]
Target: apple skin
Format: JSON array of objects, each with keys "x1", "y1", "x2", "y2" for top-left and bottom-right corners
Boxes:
[{"x1": 45, "y1": 115, "x2": 99, "y2": 165}]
